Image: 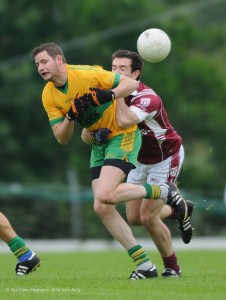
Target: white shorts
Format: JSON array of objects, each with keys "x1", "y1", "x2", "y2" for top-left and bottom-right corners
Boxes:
[{"x1": 127, "y1": 145, "x2": 185, "y2": 185}]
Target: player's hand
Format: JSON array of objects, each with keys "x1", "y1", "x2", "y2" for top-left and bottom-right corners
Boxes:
[
  {"x1": 83, "y1": 88, "x2": 115, "y2": 106},
  {"x1": 66, "y1": 94, "x2": 88, "y2": 121},
  {"x1": 92, "y1": 128, "x2": 112, "y2": 143}
]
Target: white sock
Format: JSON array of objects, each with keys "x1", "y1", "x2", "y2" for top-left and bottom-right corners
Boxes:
[
  {"x1": 160, "y1": 184, "x2": 169, "y2": 201},
  {"x1": 137, "y1": 261, "x2": 154, "y2": 271}
]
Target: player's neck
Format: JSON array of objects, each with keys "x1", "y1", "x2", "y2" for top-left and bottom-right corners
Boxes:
[{"x1": 53, "y1": 70, "x2": 67, "y2": 86}]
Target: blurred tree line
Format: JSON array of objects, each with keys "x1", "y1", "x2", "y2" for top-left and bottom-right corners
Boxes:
[{"x1": 0, "y1": 0, "x2": 226, "y2": 238}]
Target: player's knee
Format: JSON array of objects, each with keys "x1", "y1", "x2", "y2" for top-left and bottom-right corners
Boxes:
[
  {"x1": 127, "y1": 212, "x2": 142, "y2": 226},
  {"x1": 94, "y1": 200, "x2": 115, "y2": 217},
  {"x1": 95, "y1": 190, "x2": 116, "y2": 205},
  {"x1": 0, "y1": 224, "x2": 10, "y2": 231},
  {"x1": 94, "y1": 200, "x2": 106, "y2": 216},
  {"x1": 139, "y1": 201, "x2": 162, "y2": 226},
  {"x1": 140, "y1": 210, "x2": 157, "y2": 227}
]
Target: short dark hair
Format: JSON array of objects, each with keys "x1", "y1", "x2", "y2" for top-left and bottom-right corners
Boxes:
[
  {"x1": 31, "y1": 42, "x2": 66, "y2": 63},
  {"x1": 112, "y1": 49, "x2": 143, "y2": 80}
]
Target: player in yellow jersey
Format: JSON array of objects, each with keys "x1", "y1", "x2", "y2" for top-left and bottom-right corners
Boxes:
[{"x1": 31, "y1": 43, "x2": 184, "y2": 279}]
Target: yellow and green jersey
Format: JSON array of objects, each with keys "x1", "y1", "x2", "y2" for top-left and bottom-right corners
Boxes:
[{"x1": 42, "y1": 64, "x2": 137, "y2": 137}]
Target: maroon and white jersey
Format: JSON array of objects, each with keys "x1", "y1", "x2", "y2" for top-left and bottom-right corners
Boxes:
[{"x1": 128, "y1": 82, "x2": 182, "y2": 164}]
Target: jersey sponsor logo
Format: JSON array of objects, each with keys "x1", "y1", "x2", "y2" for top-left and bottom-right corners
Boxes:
[
  {"x1": 56, "y1": 105, "x2": 64, "y2": 110},
  {"x1": 140, "y1": 98, "x2": 151, "y2": 106},
  {"x1": 135, "y1": 97, "x2": 151, "y2": 110},
  {"x1": 65, "y1": 98, "x2": 72, "y2": 104},
  {"x1": 169, "y1": 167, "x2": 179, "y2": 178},
  {"x1": 150, "y1": 177, "x2": 160, "y2": 183},
  {"x1": 140, "y1": 129, "x2": 151, "y2": 135}
]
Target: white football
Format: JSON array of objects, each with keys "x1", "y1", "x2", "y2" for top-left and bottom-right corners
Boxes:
[{"x1": 137, "y1": 28, "x2": 171, "y2": 63}]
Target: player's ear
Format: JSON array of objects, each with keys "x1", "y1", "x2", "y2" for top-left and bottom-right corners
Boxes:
[
  {"x1": 56, "y1": 54, "x2": 64, "y2": 63},
  {"x1": 133, "y1": 70, "x2": 140, "y2": 80}
]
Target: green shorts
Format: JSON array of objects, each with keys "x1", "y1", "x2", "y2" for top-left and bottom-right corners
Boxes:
[{"x1": 90, "y1": 128, "x2": 141, "y2": 178}]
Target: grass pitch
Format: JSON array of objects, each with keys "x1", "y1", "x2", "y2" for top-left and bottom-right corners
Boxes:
[{"x1": 0, "y1": 250, "x2": 226, "y2": 300}]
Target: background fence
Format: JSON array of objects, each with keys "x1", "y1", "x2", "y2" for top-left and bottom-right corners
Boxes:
[{"x1": 1, "y1": 172, "x2": 226, "y2": 240}]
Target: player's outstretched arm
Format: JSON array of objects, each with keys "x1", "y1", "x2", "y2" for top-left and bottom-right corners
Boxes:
[
  {"x1": 84, "y1": 75, "x2": 139, "y2": 106},
  {"x1": 113, "y1": 75, "x2": 139, "y2": 99}
]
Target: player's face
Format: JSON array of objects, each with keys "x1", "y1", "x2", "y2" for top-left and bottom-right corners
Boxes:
[
  {"x1": 112, "y1": 57, "x2": 138, "y2": 80},
  {"x1": 34, "y1": 50, "x2": 62, "y2": 82}
]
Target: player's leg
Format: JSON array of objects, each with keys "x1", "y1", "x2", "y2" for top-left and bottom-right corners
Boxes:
[
  {"x1": 139, "y1": 199, "x2": 181, "y2": 276},
  {"x1": 160, "y1": 205, "x2": 175, "y2": 219},
  {"x1": 126, "y1": 199, "x2": 143, "y2": 226},
  {"x1": 93, "y1": 130, "x2": 167, "y2": 205},
  {"x1": 93, "y1": 166, "x2": 137, "y2": 249},
  {"x1": 140, "y1": 148, "x2": 193, "y2": 277},
  {"x1": 0, "y1": 212, "x2": 17, "y2": 242},
  {"x1": 100, "y1": 145, "x2": 189, "y2": 208},
  {"x1": 126, "y1": 196, "x2": 181, "y2": 277},
  {"x1": 124, "y1": 146, "x2": 193, "y2": 244},
  {"x1": 102, "y1": 178, "x2": 169, "y2": 204},
  {"x1": 91, "y1": 130, "x2": 141, "y2": 248},
  {"x1": 126, "y1": 195, "x2": 179, "y2": 270},
  {"x1": 126, "y1": 196, "x2": 177, "y2": 226},
  {"x1": 125, "y1": 164, "x2": 145, "y2": 226},
  {"x1": 125, "y1": 163, "x2": 180, "y2": 277},
  {"x1": 91, "y1": 132, "x2": 157, "y2": 279},
  {"x1": 93, "y1": 166, "x2": 157, "y2": 279},
  {"x1": 126, "y1": 199, "x2": 181, "y2": 278},
  {"x1": 0, "y1": 212, "x2": 41, "y2": 275},
  {"x1": 140, "y1": 199, "x2": 174, "y2": 257}
]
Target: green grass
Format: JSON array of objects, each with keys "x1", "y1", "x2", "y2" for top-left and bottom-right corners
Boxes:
[{"x1": 0, "y1": 250, "x2": 226, "y2": 300}]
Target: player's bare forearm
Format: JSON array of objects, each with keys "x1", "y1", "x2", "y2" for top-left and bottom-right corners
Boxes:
[
  {"x1": 112, "y1": 76, "x2": 138, "y2": 98},
  {"x1": 81, "y1": 128, "x2": 93, "y2": 145},
  {"x1": 116, "y1": 98, "x2": 140, "y2": 128},
  {"x1": 52, "y1": 118, "x2": 74, "y2": 145}
]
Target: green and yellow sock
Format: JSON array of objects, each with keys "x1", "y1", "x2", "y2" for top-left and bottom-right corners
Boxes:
[
  {"x1": 128, "y1": 245, "x2": 153, "y2": 270},
  {"x1": 8, "y1": 236, "x2": 32, "y2": 262},
  {"x1": 144, "y1": 183, "x2": 161, "y2": 199}
]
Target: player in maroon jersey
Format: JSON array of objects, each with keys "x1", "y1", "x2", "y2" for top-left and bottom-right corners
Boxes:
[
  {"x1": 115, "y1": 50, "x2": 194, "y2": 277},
  {"x1": 82, "y1": 50, "x2": 194, "y2": 278}
]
